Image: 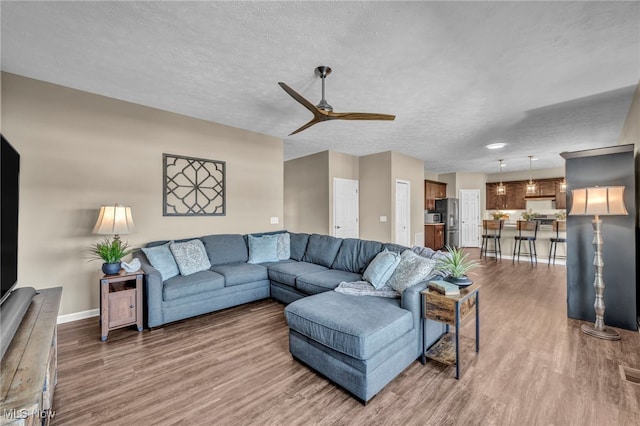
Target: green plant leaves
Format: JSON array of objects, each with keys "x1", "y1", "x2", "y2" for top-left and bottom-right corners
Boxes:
[
  {"x1": 88, "y1": 237, "x2": 131, "y2": 263},
  {"x1": 435, "y1": 245, "x2": 481, "y2": 278}
]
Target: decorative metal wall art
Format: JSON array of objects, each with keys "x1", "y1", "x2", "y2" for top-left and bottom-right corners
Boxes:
[{"x1": 163, "y1": 153, "x2": 225, "y2": 216}]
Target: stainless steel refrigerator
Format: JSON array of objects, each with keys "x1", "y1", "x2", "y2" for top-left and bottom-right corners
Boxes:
[{"x1": 435, "y1": 198, "x2": 459, "y2": 248}]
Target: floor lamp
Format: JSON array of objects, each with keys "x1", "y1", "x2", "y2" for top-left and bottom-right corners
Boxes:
[{"x1": 569, "y1": 186, "x2": 628, "y2": 340}]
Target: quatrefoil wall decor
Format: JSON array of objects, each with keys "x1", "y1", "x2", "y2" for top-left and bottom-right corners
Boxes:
[{"x1": 163, "y1": 153, "x2": 226, "y2": 216}]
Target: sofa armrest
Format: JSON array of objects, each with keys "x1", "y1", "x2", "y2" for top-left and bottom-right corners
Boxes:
[
  {"x1": 401, "y1": 278, "x2": 446, "y2": 358},
  {"x1": 133, "y1": 250, "x2": 164, "y2": 328}
]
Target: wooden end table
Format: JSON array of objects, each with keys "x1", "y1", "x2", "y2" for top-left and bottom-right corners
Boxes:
[
  {"x1": 100, "y1": 269, "x2": 144, "y2": 341},
  {"x1": 421, "y1": 282, "x2": 480, "y2": 379}
]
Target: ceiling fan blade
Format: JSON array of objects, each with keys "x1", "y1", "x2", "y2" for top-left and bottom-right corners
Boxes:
[
  {"x1": 278, "y1": 82, "x2": 318, "y2": 114},
  {"x1": 288, "y1": 117, "x2": 322, "y2": 136},
  {"x1": 327, "y1": 112, "x2": 396, "y2": 121}
]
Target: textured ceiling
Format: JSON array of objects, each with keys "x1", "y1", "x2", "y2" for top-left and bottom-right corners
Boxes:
[{"x1": 1, "y1": 1, "x2": 639, "y2": 174}]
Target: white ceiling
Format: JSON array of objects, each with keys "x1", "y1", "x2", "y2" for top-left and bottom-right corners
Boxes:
[{"x1": 1, "y1": 1, "x2": 639, "y2": 174}]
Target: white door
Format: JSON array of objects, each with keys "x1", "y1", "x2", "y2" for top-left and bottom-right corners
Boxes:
[
  {"x1": 333, "y1": 178, "x2": 359, "y2": 238},
  {"x1": 395, "y1": 180, "x2": 410, "y2": 246},
  {"x1": 459, "y1": 189, "x2": 480, "y2": 247}
]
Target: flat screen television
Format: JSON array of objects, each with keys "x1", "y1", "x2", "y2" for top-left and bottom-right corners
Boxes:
[{"x1": 1, "y1": 134, "x2": 20, "y2": 304}]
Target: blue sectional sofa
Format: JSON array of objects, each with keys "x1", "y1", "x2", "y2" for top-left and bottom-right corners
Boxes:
[{"x1": 134, "y1": 232, "x2": 445, "y2": 403}]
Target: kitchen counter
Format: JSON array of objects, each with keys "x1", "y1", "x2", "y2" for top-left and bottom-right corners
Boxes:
[{"x1": 483, "y1": 225, "x2": 566, "y2": 263}]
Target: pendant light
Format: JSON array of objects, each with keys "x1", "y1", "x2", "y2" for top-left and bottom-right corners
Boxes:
[
  {"x1": 496, "y1": 159, "x2": 506, "y2": 195},
  {"x1": 559, "y1": 178, "x2": 567, "y2": 193},
  {"x1": 526, "y1": 155, "x2": 536, "y2": 195}
]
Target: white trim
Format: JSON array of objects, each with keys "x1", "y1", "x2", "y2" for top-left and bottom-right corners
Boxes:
[{"x1": 57, "y1": 308, "x2": 99, "y2": 324}]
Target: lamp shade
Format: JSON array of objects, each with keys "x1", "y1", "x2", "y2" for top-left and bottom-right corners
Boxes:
[
  {"x1": 93, "y1": 205, "x2": 135, "y2": 235},
  {"x1": 569, "y1": 186, "x2": 628, "y2": 216}
]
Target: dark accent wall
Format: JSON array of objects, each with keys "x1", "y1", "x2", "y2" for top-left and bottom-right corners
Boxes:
[{"x1": 562, "y1": 145, "x2": 637, "y2": 331}]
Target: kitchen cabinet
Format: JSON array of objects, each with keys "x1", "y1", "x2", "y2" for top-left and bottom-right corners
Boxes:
[
  {"x1": 425, "y1": 224, "x2": 445, "y2": 250},
  {"x1": 486, "y1": 178, "x2": 566, "y2": 211},
  {"x1": 425, "y1": 180, "x2": 447, "y2": 211}
]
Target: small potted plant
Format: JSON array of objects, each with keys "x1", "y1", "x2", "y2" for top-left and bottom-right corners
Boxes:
[
  {"x1": 521, "y1": 208, "x2": 537, "y2": 221},
  {"x1": 435, "y1": 246, "x2": 481, "y2": 287},
  {"x1": 88, "y1": 237, "x2": 131, "y2": 275}
]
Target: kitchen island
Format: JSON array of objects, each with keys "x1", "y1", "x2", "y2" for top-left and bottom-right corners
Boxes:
[{"x1": 483, "y1": 222, "x2": 566, "y2": 264}]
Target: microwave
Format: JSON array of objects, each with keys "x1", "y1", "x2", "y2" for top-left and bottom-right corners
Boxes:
[{"x1": 424, "y1": 212, "x2": 441, "y2": 223}]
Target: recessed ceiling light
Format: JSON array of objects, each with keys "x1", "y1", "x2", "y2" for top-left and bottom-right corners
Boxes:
[
  {"x1": 531, "y1": 157, "x2": 539, "y2": 161},
  {"x1": 486, "y1": 143, "x2": 506, "y2": 150},
  {"x1": 500, "y1": 162, "x2": 506, "y2": 167}
]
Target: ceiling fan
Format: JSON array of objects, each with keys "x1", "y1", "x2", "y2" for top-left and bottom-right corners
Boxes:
[{"x1": 278, "y1": 66, "x2": 396, "y2": 136}]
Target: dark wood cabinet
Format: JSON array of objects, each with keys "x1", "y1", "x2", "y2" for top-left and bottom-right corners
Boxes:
[
  {"x1": 425, "y1": 224, "x2": 445, "y2": 250},
  {"x1": 425, "y1": 180, "x2": 447, "y2": 211},
  {"x1": 486, "y1": 178, "x2": 566, "y2": 210}
]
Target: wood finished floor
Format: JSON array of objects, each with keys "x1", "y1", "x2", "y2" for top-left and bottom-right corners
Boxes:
[{"x1": 52, "y1": 251, "x2": 640, "y2": 425}]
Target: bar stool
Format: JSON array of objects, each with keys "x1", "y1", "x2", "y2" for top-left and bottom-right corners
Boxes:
[
  {"x1": 548, "y1": 220, "x2": 567, "y2": 265},
  {"x1": 481, "y1": 220, "x2": 503, "y2": 259},
  {"x1": 513, "y1": 220, "x2": 539, "y2": 264}
]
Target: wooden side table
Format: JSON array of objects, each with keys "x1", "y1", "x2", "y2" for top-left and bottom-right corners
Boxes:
[
  {"x1": 100, "y1": 270, "x2": 144, "y2": 341},
  {"x1": 421, "y1": 282, "x2": 480, "y2": 379}
]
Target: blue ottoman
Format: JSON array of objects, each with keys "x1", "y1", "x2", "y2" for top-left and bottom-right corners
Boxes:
[{"x1": 284, "y1": 290, "x2": 419, "y2": 403}]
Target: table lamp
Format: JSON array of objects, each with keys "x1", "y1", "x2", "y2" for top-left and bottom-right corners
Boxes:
[
  {"x1": 93, "y1": 204, "x2": 135, "y2": 241},
  {"x1": 569, "y1": 186, "x2": 628, "y2": 340}
]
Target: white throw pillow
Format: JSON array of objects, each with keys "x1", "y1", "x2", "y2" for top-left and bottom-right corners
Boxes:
[
  {"x1": 386, "y1": 249, "x2": 436, "y2": 294},
  {"x1": 169, "y1": 239, "x2": 211, "y2": 276}
]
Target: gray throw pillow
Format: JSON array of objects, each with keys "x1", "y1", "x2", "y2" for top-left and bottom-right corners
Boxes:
[
  {"x1": 277, "y1": 233, "x2": 291, "y2": 260},
  {"x1": 141, "y1": 242, "x2": 179, "y2": 281},
  {"x1": 248, "y1": 234, "x2": 280, "y2": 264},
  {"x1": 169, "y1": 239, "x2": 211, "y2": 276},
  {"x1": 386, "y1": 249, "x2": 436, "y2": 294},
  {"x1": 362, "y1": 249, "x2": 401, "y2": 289}
]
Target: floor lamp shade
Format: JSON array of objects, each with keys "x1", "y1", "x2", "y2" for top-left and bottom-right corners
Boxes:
[
  {"x1": 568, "y1": 186, "x2": 628, "y2": 340},
  {"x1": 569, "y1": 186, "x2": 628, "y2": 216},
  {"x1": 93, "y1": 205, "x2": 135, "y2": 237}
]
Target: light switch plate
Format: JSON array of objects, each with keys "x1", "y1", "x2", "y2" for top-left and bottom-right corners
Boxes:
[
  {"x1": 270, "y1": 217, "x2": 279, "y2": 225},
  {"x1": 380, "y1": 216, "x2": 387, "y2": 222}
]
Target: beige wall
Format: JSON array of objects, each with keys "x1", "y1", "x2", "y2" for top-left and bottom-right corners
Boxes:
[
  {"x1": 485, "y1": 166, "x2": 565, "y2": 183},
  {"x1": 283, "y1": 151, "x2": 329, "y2": 234},
  {"x1": 423, "y1": 170, "x2": 438, "y2": 181},
  {"x1": 1, "y1": 73, "x2": 284, "y2": 316},
  {"x1": 392, "y1": 152, "x2": 425, "y2": 246},
  {"x1": 359, "y1": 152, "x2": 392, "y2": 242},
  {"x1": 437, "y1": 173, "x2": 457, "y2": 198}
]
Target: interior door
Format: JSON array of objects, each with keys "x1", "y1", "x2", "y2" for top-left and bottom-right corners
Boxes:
[
  {"x1": 395, "y1": 180, "x2": 410, "y2": 246},
  {"x1": 333, "y1": 178, "x2": 359, "y2": 238},
  {"x1": 459, "y1": 189, "x2": 480, "y2": 247}
]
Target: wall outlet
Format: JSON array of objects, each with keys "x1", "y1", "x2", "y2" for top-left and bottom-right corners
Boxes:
[
  {"x1": 270, "y1": 217, "x2": 279, "y2": 225},
  {"x1": 380, "y1": 216, "x2": 387, "y2": 222}
]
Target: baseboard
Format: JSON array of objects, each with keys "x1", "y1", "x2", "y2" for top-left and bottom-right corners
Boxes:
[{"x1": 57, "y1": 308, "x2": 99, "y2": 324}]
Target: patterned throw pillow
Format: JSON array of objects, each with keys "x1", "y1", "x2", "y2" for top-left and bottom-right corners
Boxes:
[
  {"x1": 141, "y1": 242, "x2": 179, "y2": 281},
  {"x1": 386, "y1": 249, "x2": 436, "y2": 294},
  {"x1": 248, "y1": 234, "x2": 280, "y2": 264},
  {"x1": 169, "y1": 239, "x2": 211, "y2": 276},
  {"x1": 362, "y1": 249, "x2": 402, "y2": 289}
]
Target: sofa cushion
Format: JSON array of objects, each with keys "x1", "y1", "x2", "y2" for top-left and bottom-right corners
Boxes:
[
  {"x1": 277, "y1": 232, "x2": 291, "y2": 260},
  {"x1": 163, "y1": 270, "x2": 225, "y2": 301},
  {"x1": 267, "y1": 261, "x2": 327, "y2": 287},
  {"x1": 211, "y1": 262, "x2": 268, "y2": 287},
  {"x1": 284, "y1": 291, "x2": 413, "y2": 360},
  {"x1": 201, "y1": 234, "x2": 248, "y2": 266},
  {"x1": 247, "y1": 234, "x2": 280, "y2": 264},
  {"x1": 362, "y1": 250, "x2": 402, "y2": 289},
  {"x1": 383, "y1": 243, "x2": 407, "y2": 254},
  {"x1": 386, "y1": 250, "x2": 437, "y2": 293},
  {"x1": 331, "y1": 238, "x2": 383, "y2": 274},
  {"x1": 295, "y1": 269, "x2": 363, "y2": 295},
  {"x1": 170, "y1": 239, "x2": 212, "y2": 276},
  {"x1": 140, "y1": 242, "x2": 179, "y2": 281},
  {"x1": 289, "y1": 233, "x2": 310, "y2": 261},
  {"x1": 302, "y1": 234, "x2": 343, "y2": 268}
]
